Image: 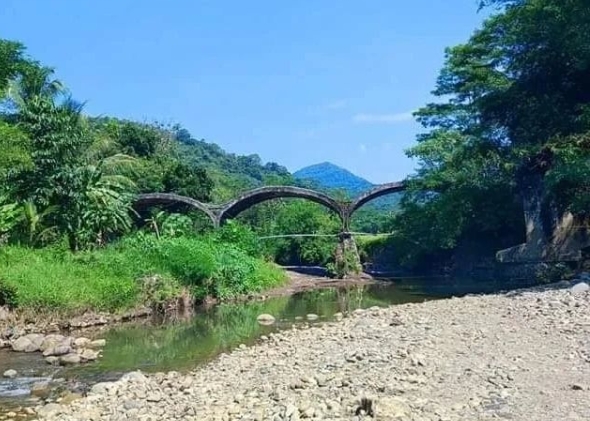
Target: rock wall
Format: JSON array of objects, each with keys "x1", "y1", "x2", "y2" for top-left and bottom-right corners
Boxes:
[{"x1": 497, "y1": 174, "x2": 590, "y2": 263}]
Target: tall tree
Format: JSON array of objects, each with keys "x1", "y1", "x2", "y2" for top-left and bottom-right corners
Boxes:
[{"x1": 391, "y1": 0, "x2": 590, "y2": 266}]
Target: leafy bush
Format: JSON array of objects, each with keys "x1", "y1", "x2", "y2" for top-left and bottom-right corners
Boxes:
[
  {"x1": 212, "y1": 220, "x2": 261, "y2": 257},
  {"x1": 0, "y1": 231, "x2": 286, "y2": 312}
]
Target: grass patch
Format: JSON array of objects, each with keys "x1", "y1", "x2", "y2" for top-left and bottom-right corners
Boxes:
[{"x1": 0, "y1": 232, "x2": 287, "y2": 313}]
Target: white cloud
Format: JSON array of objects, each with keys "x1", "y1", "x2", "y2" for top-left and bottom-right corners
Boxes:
[
  {"x1": 358, "y1": 143, "x2": 367, "y2": 153},
  {"x1": 352, "y1": 111, "x2": 415, "y2": 124}
]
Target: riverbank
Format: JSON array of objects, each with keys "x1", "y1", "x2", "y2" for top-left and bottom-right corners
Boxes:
[
  {"x1": 0, "y1": 270, "x2": 377, "y2": 340},
  {"x1": 32, "y1": 281, "x2": 590, "y2": 421}
]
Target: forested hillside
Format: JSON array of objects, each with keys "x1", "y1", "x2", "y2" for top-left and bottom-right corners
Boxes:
[{"x1": 173, "y1": 128, "x2": 292, "y2": 201}]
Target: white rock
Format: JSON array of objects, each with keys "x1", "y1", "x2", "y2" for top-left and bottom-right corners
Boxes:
[
  {"x1": 88, "y1": 339, "x2": 106, "y2": 348},
  {"x1": 39, "y1": 334, "x2": 68, "y2": 352},
  {"x1": 79, "y1": 348, "x2": 100, "y2": 361},
  {"x1": 571, "y1": 282, "x2": 589, "y2": 294},
  {"x1": 35, "y1": 403, "x2": 65, "y2": 418},
  {"x1": 257, "y1": 314, "x2": 276, "y2": 325},
  {"x1": 89, "y1": 381, "x2": 115, "y2": 395},
  {"x1": 42, "y1": 344, "x2": 72, "y2": 357},
  {"x1": 59, "y1": 353, "x2": 81, "y2": 365},
  {"x1": 2, "y1": 369, "x2": 17, "y2": 378},
  {"x1": 121, "y1": 370, "x2": 148, "y2": 383},
  {"x1": 73, "y1": 337, "x2": 91, "y2": 348},
  {"x1": 0, "y1": 306, "x2": 11, "y2": 321}
]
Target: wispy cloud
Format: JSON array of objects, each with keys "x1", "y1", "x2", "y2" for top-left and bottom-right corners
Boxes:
[
  {"x1": 325, "y1": 99, "x2": 347, "y2": 110},
  {"x1": 352, "y1": 111, "x2": 415, "y2": 124},
  {"x1": 358, "y1": 143, "x2": 367, "y2": 153}
]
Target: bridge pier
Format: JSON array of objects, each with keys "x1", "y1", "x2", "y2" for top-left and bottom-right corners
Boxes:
[{"x1": 331, "y1": 232, "x2": 362, "y2": 278}]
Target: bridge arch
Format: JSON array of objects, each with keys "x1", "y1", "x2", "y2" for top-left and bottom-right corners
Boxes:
[
  {"x1": 134, "y1": 193, "x2": 218, "y2": 226},
  {"x1": 218, "y1": 186, "x2": 344, "y2": 226},
  {"x1": 348, "y1": 181, "x2": 406, "y2": 217}
]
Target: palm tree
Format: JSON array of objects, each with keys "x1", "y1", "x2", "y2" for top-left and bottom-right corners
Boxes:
[
  {"x1": 7, "y1": 65, "x2": 138, "y2": 250},
  {"x1": 6, "y1": 65, "x2": 65, "y2": 109}
]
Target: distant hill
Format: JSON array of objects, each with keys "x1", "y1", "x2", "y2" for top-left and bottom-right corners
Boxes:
[
  {"x1": 293, "y1": 162, "x2": 374, "y2": 197},
  {"x1": 293, "y1": 162, "x2": 401, "y2": 211}
]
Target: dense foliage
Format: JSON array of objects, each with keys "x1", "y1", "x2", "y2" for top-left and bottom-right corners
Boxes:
[
  {"x1": 0, "y1": 40, "x2": 291, "y2": 311},
  {"x1": 0, "y1": 228, "x2": 285, "y2": 311},
  {"x1": 372, "y1": 0, "x2": 590, "y2": 270}
]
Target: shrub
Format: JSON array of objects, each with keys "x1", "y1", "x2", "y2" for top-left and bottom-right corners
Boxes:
[{"x1": 0, "y1": 231, "x2": 287, "y2": 312}]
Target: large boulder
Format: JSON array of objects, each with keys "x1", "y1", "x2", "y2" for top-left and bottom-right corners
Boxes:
[
  {"x1": 40, "y1": 334, "x2": 70, "y2": 352},
  {"x1": 571, "y1": 282, "x2": 590, "y2": 294},
  {"x1": 59, "y1": 353, "x2": 81, "y2": 365},
  {"x1": 11, "y1": 333, "x2": 45, "y2": 352},
  {"x1": 0, "y1": 306, "x2": 11, "y2": 321},
  {"x1": 43, "y1": 344, "x2": 72, "y2": 357},
  {"x1": 87, "y1": 339, "x2": 106, "y2": 349},
  {"x1": 78, "y1": 348, "x2": 100, "y2": 362},
  {"x1": 35, "y1": 403, "x2": 66, "y2": 418},
  {"x1": 120, "y1": 371, "x2": 148, "y2": 383},
  {"x1": 73, "y1": 337, "x2": 91, "y2": 349}
]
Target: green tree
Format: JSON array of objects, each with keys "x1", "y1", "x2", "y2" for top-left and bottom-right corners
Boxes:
[
  {"x1": 0, "y1": 39, "x2": 31, "y2": 99},
  {"x1": 382, "y1": 0, "x2": 590, "y2": 268},
  {"x1": 162, "y1": 160, "x2": 213, "y2": 202}
]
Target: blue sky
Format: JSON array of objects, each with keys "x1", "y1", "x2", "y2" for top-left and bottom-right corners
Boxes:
[{"x1": 2, "y1": 0, "x2": 487, "y2": 184}]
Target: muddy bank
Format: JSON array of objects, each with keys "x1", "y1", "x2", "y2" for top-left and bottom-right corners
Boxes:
[{"x1": 233, "y1": 268, "x2": 377, "y2": 301}]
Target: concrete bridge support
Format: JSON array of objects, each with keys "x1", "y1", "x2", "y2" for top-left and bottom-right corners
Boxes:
[{"x1": 331, "y1": 232, "x2": 362, "y2": 278}]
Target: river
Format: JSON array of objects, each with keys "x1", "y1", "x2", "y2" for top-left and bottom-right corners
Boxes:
[{"x1": 0, "y1": 275, "x2": 541, "y2": 411}]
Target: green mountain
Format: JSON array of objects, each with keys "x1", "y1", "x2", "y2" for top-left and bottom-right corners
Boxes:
[
  {"x1": 293, "y1": 162, "x2": 374, "y2": 197},
  {"x1": 293, "y1": 162, "x2": 401, "y2": 211}
]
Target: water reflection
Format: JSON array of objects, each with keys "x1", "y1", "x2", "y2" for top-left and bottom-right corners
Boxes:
[
  {"x1": 63, "y1": 283, "x2": 427, "y2": 380},
  {"x1": 1, "y1": 276, "x2": 540, "y2": 405}
]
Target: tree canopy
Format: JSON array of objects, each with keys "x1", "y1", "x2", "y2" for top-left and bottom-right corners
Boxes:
[{"x1": 380, "y1": 0, "x2": 590, "y2": 268}]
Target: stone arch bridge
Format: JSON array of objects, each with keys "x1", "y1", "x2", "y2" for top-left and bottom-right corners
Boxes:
[
  {"x1": 134, "y1": 181, "x2": 406, "y2": 232},
  {"x1": 134, "y1": 182, "x2": 406, "y2": 276}
]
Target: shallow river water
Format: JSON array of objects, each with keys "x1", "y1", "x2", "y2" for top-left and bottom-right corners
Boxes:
[{"x1": 0, "y1": 276, "x2": 540, "y2": 410}]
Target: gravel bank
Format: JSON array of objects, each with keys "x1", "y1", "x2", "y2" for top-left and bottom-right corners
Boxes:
[{"x1": 34, "y1": 285, "x2": 590, "y2": 421}]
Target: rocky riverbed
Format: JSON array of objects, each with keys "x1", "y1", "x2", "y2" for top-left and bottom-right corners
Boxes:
[{"x1": 31, "y1": 282, "x2": 590, "y2": 421}]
